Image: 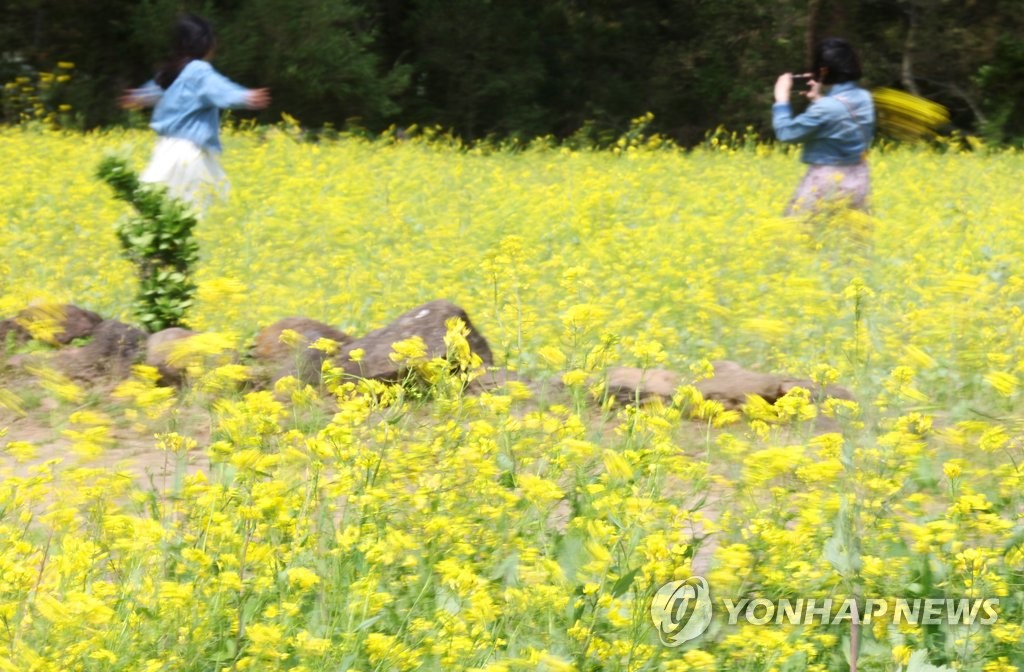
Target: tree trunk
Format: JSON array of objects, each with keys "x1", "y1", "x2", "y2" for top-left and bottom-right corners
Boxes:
[
  {"x1": 900, "y1": 3, "x2": 923, "y2": 96},
  {"x1": 941, "y1": 82, "x2": 988, "y2": 127},
  {"x1": 806, "y1": 0, "x2": 821, "y2": 69}
]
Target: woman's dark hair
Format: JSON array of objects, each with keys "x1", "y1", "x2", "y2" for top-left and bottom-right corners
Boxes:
[
  {"x1": 813, "y1": 37, "x2": 862, "y2": 84},
  {"x1": 155, "y1": 14, "x2": 215, "y2": 89}
]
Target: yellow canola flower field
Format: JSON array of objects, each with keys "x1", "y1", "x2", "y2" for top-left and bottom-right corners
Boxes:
[{"x1": 2, "y1": 124, "x2": 1024, "y2": 670}]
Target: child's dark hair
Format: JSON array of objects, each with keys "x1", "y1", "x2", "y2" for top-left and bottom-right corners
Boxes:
[
  {"x1": 155, "y1": 14, "x2": 215, "y2": 89},
  {"x1": 813, "y1": 37, "x2": 862, "y2": 84}
]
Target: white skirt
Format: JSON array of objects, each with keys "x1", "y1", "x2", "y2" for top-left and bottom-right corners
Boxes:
[{"x1": 140, "y1": 137, "x2": 228, "y2": 211}]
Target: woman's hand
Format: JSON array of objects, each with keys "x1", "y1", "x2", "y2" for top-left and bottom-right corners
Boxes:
[
  {"x1": 247, "y1": 88, "x2": 271, "y2": 110},
  {"x1": 804, "y1": 78, "x2": 824, "y2": 102},
  {"x1": 774, "y1": 74, "x2": 793, "y2": 104}
]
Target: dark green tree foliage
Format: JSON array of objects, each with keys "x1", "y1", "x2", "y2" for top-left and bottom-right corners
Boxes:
[
  {"x1": 3, "y1": 0, "x2": 1024, "y2": 144},
  {"x1": 125, "y1": 0, "x2": 409, "y2": 129},
  {"x1": 398, "y1": 0, "x2": 555, "y2": 139},
  {"x1": 96, "y1": 156, "x2": 199, "y2": 333},
  {"x1": 1, "y1": 0, "x2": 147, "y2": 128},
  {"x1": 977, "y1": 38, "x2": 1024, "y2": 144},
  {"x1": 213, "y1": 0, "x2": 410, "y2": 128},
  {"x1": 556, "y1": 2, "x2": 680, "y2": 137},
  {"x1": 825, "y1": 0, "x2": 1024, "y2": 140},
  {"x1": 645, "y1": 1, "x2": 807, "y2": 139}
]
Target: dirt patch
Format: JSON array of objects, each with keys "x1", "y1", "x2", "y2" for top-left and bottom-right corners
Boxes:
[{"x1": 2, "y1": 411, "x2": 210, "y2": 484}]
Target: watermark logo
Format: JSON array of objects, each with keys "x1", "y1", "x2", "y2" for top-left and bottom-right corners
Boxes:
[
  {"x1": 651, "y1": 578, "x2": 1000, "y2": 647},
  {"x1": 720, "y1": 597, "x2": 999, "y2": 626},
  {"x1": 650, "y1": 576, "x2": 713, "y2": 647}
]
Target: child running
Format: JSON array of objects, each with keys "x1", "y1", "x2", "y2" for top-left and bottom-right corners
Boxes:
[{"x1": 119, "y1": 14, "x2": 270, "y2": 210}]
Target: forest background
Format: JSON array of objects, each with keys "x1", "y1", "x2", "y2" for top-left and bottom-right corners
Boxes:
[{"x1": 3, "y1": 0, "x2": 1024, "y2": 145}]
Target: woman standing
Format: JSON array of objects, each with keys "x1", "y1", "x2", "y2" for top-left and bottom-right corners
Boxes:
[{"x1": 773, "y1": 38, "x2": 874, "y2": 216}]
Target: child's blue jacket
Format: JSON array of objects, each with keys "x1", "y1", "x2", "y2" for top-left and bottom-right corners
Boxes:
[{"x1": 135, "y1": 60, "x2": 251, "y2": 152}]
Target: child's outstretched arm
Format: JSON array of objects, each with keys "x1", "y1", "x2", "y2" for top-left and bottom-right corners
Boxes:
[
  {"x1": 118, "y1": 80, "x2": 163, "y2": 109},
  {"x1": 199, "y1": 66, "x2": 270, "y2": 110},
  {"x1": 245, "y1": 88, "x2": 271, "y2": 110}
]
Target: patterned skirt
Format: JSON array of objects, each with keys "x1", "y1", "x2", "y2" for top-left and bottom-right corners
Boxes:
[{"x1": 785, "y1": 162, "x2": 870, "y2": 216}]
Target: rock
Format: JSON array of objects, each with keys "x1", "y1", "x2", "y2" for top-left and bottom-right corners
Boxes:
[
  {"x1": 466, "y1": 368, "x2": 523, "y2": 395},
  {"x1": 693, "y1": 360, "x2": 784, "y2": 409},
  {"x1": 605, "y1": 367, "x2": 681, "y2": 405},
  {"x1": 251, "y1": 317, "x2": 352, "y2": 383},
  {"x1": 83, "y1": 320, "x2": 148, "y2": 363},
  {"x1": 308, "y1": 300, "x2": 493, "y2": 383},
  {"x1": 7, "y1": 304, "x2": 103, "y2": 345},
  {"x1": 2, "y1": 352, "x2": 45, "y2": 372},
  {"x1": 58, "y1": 319, "x2": 147, "y2": 380},
  {"x1": 0, "y1": 318, "x2": 28, "y2": 347},
  {"x1": 604, "y1": 360, "x2": 854, "y2": 409},
  {"x1": 778, "y1": 377, "x2": 855, "y2": 402},
  {"x1": 3, "y1": 352, "x2": 30, "y2": 369},
  {"x1": 466, "y1": 369, "x2": 564, "y2": 404},
  {"x1": 145, "y1": 327, "x2": 197, "y2": 385},
  {"x1": 695, "y1": 360, "x2": 854, "y2": 410}
]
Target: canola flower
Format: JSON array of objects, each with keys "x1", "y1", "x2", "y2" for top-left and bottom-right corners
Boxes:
[{"x1": 1, "y1": 124, "x2": 1024, "y2": 669}]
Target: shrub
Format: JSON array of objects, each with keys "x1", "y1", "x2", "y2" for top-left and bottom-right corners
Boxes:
[{"x1": 96, "y1": 156, "x2": 198, "y2": 332}]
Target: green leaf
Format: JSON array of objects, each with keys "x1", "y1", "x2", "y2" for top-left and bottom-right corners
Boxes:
[
  {"x1": 904, "y1": 649, "x2": 955, "y2": 672},
  {"x1": 129, "y1": 233, "x2": 155, "y2": 248},
  {"x1": 555, "y1": 527, "x2": 586, "y2": 584},
  {"x1": 489, "y1": 552, "x2": 520, "y2": 587},
  {"x1": 571, "y1": 584, "x2": 587, "y2": 622},
  {"x1": 356, "y1": 614, "x2": 384, "y2": 631},
  {"x1": 610, "y1": 566, "x2": 640, "y2": 598}
]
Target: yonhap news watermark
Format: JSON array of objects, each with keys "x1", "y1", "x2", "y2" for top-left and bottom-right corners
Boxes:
[
  {"x1": 718, "y1": 596, "x2": 999, "y2": 627},
  {"x1": 650, "y1": 576, "x2": 1000, "y2": 647}
]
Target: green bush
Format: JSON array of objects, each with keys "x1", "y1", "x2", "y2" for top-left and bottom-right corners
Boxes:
[{"x1": 96, "y1": 156, "x2": 198, "y2": 333}]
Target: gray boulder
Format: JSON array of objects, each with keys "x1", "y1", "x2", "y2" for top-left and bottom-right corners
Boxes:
[
  {"x1": 605, "y1": 367, "x2": 681, "y2": 405},
  {"x1": 58, "y1": 319, "x2": 147, "y2": 380},
  {"x1": 145, "y1": 327, "x2": 198, "y2": 385},
  {"x1": 306, "y1": 300, "x2": 493, "y2": 383},
  {"x1": 605, "y1": 360, "x2": 853, "y2": 409},
  {"x1": 696, "y1": 360, "x2": 854, "y2": 409},
  {"x1": 251, "y1": 317, "x2": 352, "y2": 383},
  {"x1": 2, "y1": 304, "x2": 103, "y2": 345}
]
